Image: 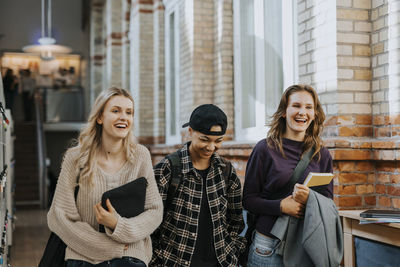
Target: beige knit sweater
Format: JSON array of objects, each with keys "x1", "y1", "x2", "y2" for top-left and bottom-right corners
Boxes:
[{"x1": 47, "y1": 144, "x2": 163, "y2": 265}]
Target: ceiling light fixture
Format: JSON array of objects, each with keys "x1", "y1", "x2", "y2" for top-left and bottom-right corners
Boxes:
[{"x1": 22, "y1": 0, "x2": 72, "y2": 60}]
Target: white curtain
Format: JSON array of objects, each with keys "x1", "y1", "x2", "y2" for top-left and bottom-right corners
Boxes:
[
  {"x1": 169, "y1": 12, "x2": 176, "y2": 135},
  {"x1": 264, "y1": 0, "x2": 283, "y2": 117},
  {"x1": 240, "y1": 0, "x2": 256, "y2": 128}
]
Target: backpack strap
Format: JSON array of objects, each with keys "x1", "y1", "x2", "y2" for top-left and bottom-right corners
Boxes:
[
  {"x1": 166, "y1": 151, "x2": 182, "y2": 210},
  {"x1": 74, "y1": 168, "x2": 82, "y2": 201},
  {"x1": 220, "y1": 157, "x2": 232, "y2": 189}
]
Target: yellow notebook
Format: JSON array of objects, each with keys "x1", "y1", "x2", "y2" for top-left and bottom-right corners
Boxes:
[{"x1": 303, "y1": 172, "x2": 334, "y2": 187}]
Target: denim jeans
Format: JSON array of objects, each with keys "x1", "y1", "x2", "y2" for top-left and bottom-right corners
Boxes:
[
  {"x1": 247, "y1": 231, "x2": 283, "y2": 267},
  {"x1": 66, "y1": 257, "x2": 146, "y2": 267}
]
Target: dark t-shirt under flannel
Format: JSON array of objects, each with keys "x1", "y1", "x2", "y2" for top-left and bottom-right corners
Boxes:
[{"x1": 190, "y1": 167, "x2": 219, "y2": 267}]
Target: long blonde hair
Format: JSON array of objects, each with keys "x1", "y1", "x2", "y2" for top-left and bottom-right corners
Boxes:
[
  {"x1": 267, "y1": 84, "x2": 325, "y2": 160},
  {"x1": 74, "y1": 87, "x2": 137, "y2": 184}
]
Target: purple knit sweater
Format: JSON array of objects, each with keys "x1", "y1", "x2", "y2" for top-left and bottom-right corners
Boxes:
[{"x1": 243, "y1": 138, "x2": 333, "y2": 237}]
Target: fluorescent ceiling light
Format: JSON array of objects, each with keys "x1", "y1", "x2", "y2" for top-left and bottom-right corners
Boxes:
[{"x1": 22, "y1": 0, "x2": 72, "y2": 60}]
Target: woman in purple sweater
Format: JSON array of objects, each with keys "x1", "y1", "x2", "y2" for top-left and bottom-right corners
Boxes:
[{"x1": 243, "y1": 84, "x2": 333, "y2": 267}]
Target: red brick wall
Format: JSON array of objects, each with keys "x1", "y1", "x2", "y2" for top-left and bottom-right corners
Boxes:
[{"x1": 324, "y1": 114, "x2": 400, "y2": 210}]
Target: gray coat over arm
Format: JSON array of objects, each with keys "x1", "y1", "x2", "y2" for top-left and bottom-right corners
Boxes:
[{"x1": 271, "y1": 190, "x2": 343, "y2": 267}]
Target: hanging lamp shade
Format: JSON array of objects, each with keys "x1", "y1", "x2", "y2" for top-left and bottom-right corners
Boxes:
[{"x1": 22, "y1": 0, "x2": 72, "y2": 60}]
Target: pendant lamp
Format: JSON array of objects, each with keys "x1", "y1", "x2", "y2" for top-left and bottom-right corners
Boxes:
[{"x1": 22, "y1": 0, "x2": 72, "y2": 60}]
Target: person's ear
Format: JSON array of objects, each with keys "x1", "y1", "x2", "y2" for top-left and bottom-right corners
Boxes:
[
  {"x1": 97, "y1": 118, "x2": 103, "y2": 125},
  {"x1": 188, "y1": 127, "x2": 193, "y2": 137}
]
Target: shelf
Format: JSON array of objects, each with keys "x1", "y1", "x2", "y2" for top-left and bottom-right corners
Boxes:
[{"x1": 0, "y1": 80, "x2": 15, "y2": 266}]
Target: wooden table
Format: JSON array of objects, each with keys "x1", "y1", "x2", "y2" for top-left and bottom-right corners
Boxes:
[{"x1": 339, "y1": 210, "x2": 400, "y2": 267}]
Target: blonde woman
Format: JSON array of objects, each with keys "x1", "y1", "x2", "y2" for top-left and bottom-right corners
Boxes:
[{"x1": 47, "y1": 87, "x2": 163, "y2": 266}]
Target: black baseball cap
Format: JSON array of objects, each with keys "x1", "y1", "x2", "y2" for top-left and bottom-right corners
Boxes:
[{"x1": 182, "y1": 104, "x2": 227, "y2": 135}]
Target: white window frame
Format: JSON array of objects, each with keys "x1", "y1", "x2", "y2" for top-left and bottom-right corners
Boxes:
[
  {"x1": 164, "y1": 0, "x2": 180, "y2": 144},
  {"x1": 130, "y1": 4, "x2": 140, "y2": 137},
  {"x1": 233, "y1": 0, "x2": 298, "y2": 142}
]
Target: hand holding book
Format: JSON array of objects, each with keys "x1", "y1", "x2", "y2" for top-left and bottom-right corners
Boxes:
[
  {"x1": 293, "y1": 183, "x2": 309, "y2": 205},
  {"x1": 303, "y1": 172, "x2": 334, "y2": 187}
]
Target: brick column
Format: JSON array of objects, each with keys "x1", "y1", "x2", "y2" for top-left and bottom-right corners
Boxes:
[
  {"x1": 130, "y1": 0, "x2": 155, "y2": 143},
  {"x1": 330, "y1": 0, "x2": 374, "y2": 209},
  {"x1": 181, "y1": 0, "x2": 227, "y2": 139},
  {"x1": 371, "y1": 0, "x2": 400, "y2": 209},
  {"x1": 122, "y1": 0, "x2": 131, "y2": 90},
  {"x1": 213, "y1": 0, "x2": 234, "y2": 140},
  {"x1": 192, "y1": 0, "x2": 214, "y2": 107},
  {"x1": 90, "y1": 0, "x2": 106, "y2": 102},
  {"x1": 298, "y1": 0, "x2": 338, "y2": 93},
  {"x1": 179, "y1": 0, "x2": 195, "y2": 128},
  {"x1": 105, "y1": 0, "x2": 124, "y2": 88},
  {"x1": 153, "y1": 0, "x2": 165, "y2": 144}
]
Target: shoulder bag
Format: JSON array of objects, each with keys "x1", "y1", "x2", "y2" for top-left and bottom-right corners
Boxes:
[{"x1": 38, "y1": 172, "x2": 80, "y2": 267}]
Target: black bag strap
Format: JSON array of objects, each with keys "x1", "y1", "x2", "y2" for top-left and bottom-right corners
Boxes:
[
  {"x1": 166, "y1": 151, "x2": 181, "y2": 210},
  {"x1": 220, "y1": 157, "x2": 232, "y2": 186},
  {"x1": 74, "y1": 169, "x2": 82, "y2": 201},
  {"x1": 268, "y1": 147, "x2": 315, "y2": 200},
  {"x1": 165, "y1": 151, "x2": 231, "y2": 210}
]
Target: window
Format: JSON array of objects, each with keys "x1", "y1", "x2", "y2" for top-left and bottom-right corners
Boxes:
[
  {"x1": 164, "y1": 1, "x2": 180, "y2": 144},
  {"x1": 233, "y1": 0, "x2": 297, "y2": 141}
]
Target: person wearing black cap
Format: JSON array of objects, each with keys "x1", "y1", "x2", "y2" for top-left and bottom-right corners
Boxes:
[{"x1": 150, "y1": 104, "x2": 246, "y2": 267}]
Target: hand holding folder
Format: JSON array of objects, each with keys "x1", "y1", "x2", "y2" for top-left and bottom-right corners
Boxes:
[{"x1": 99, "y1": 177, "x2": 148, "y2": 232}]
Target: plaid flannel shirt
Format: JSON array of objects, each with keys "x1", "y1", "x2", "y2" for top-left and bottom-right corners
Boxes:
[{"x1": 150, "y1": 143, "x2": 246, "y2": 267}]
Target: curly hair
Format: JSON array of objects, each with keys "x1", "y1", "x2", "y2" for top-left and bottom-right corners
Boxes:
[
  {"x1": 267, "y1": 84, "x2": 325, "y2": 160},
  {"x1": 73, "y1": 87, "x2": 137, "y2": 184}
]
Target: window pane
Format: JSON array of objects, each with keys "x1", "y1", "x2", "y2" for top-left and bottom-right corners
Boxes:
[
  {"x1": 240, "y1": 0, "x2": 256, "y2": 128},
  {"x1": 264, "y1": 0, "x2": 283, "y2": 117},
  {"x1": 169, "y1": 12, "x2": 176, "y2": 135}
]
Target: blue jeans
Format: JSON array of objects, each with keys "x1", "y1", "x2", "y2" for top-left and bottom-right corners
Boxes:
[
  {"x1": 66, "y1": 257, "x2": 146, "y2": 267},
  {"x1": 247, "y1": 231, "x2": 283, "y2": 267}
]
